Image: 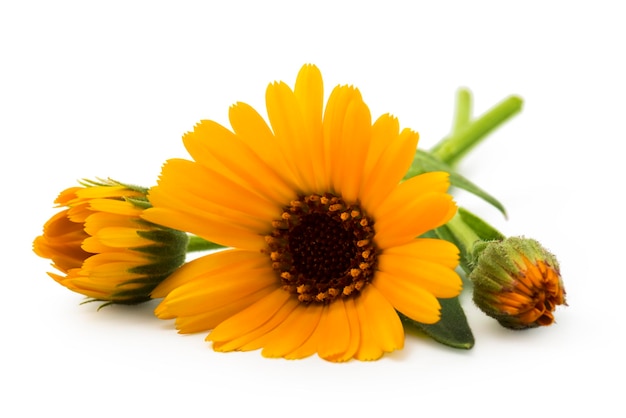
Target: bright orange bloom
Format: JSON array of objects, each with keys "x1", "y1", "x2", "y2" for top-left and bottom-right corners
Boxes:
[
  {"x1": 33, "y1": 179, "x2": 188, "y2": 305},
  {"x1": 144, "y1": 64, "x2": 461, "y2": 361}
]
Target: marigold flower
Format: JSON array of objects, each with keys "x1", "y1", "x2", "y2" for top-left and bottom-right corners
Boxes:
[
  {"x1": 33, "y1": 179, "x2": 188, "y2": 306},
  {"x1": 469, "y1": 236, "x2": 566, "y2": 329},
  {"x1": 144, "y1": 64, "x2": 462, "y2": 361}
]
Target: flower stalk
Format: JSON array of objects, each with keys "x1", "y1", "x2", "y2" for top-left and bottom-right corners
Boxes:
[{"x1": 429, "y1": 88, "x2": 523, "y2": 167}]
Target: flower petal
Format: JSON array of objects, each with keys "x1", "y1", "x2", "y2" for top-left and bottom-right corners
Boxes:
[
  {"x1": 152, "y1": 250, "x2": 270, "y2": 298},
  {"x1": 372, "y1": 171, "x2": 451, "y2": 220},
  {"x1": 316, "y1": 298, "x2": 352, "y2": 360},
  {"x1": 359, "y1": 127, "x2": 419, "y2": 215},
  {"x1": 320, "y1": 85, "x2": 372, "y2": 202},
  {"x1": 144, "y1": 206, "x2": 267, "y2": 251},
  {"x1": 324, "y1": 297, "x2": 361, "y2": 362},
  {"x1": 228, "y1": 101, "x2": 303, "y2": 196},
  {"x1": 373, "y1": 271, "x2": 442, "y2": 324},
  {"x1": 184, "y1": 120, "x2": 296, "y2": 204},
  {"x1": 382, "y1": 238, "x2": 460, "y2": 269},
  {"x1": 374, "y1": 192, "x2": 456, "y2": 250},
  {"x1": 159, "y1": 267, "x2": 278, "y2": 319},
  {"x1": 354, "y1": 285, "x2": 404, "y2": 360},
  {"x1": 294, "y1": 64, "x2": 325, "y2": 191},
  {"x1": 260, "y1": 303, "x2": 324, "y2": 359},
  {"x1": 168, "y1": 286, "x2": 276, "y2": 333},
  {"x1": 207, "y1": 288, "x2": 293, "y2": 348},
  {"x1": 378, "y1": 253, "x2": 462, "y2": 298},
  {"x1": 214, "y1": 295, "x2": 300, "y2": 353},
  {"x1": 266, "y1": 81, "x2": 316, "y2": 192},
  {"x1": 363, "y1": 114, "x2": 400, "y2": 175}
]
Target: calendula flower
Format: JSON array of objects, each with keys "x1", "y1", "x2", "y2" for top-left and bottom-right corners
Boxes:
[
  {"x1": 144, "y1": 64, "x2": 461, "y2": 361},
  {"x1": 33, "y1": 179, "x2": 188, "y2": 306},
  {"x1": 469, "y1": 236, "x2": 566, "y2": 329}
]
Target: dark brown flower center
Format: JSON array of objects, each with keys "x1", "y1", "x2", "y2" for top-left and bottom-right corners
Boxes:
[{"x1": 265, "y1": 193, "x2": 378, "y2": 304}]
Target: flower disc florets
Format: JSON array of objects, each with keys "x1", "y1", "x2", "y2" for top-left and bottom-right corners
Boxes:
[{"x1": 265, "y1": 193, "x2": 377, "y2": 303}]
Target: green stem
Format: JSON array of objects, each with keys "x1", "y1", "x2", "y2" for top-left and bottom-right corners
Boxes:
[
  {"x1": 186, "y1": 235, "x2": 226, "y2": 253},
  {"x1": 430, "y1": 94, "x2": 523, "y2": 167},
  {"x1": 452, "y1": 88, "x2": 472, "y2": 133},
  {"x1": 445, "y1": 212, "x2": 482, "y2": 256}
]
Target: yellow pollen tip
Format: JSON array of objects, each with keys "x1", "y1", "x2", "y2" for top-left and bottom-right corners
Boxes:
[
  {"x1": 281, "y1": 272, "x2": 291, "y2": 279},
  {"x1": 340, "y1": 212, "x2": 350, "y2": 221},
  {"x1": 357, "y1": 239, "x2": 370, "y2": 247},
  {"x1": 350, "y1": 268, "x2": 361, "y2": 277},
  {"x1": 272, "y1": 220, "x2": 286, "y2": 228},
  {"x1": 329, "y1": 204, "x2": 343, "y2": 212},
  {"x1": 351, "y1": 210, "x2": 360, "y2": 218},
  {"x1": 362, "y1": 250, "x2": 371, "y2": 259},
  {"x1": 320, "y1": 196, "x2": 329, "y2": 205}
]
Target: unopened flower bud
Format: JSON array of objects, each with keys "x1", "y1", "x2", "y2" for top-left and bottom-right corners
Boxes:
[
  {"x1": 33, "y1": 179, "x2": 189, "y2": 306},
  {"x1": 469, "y1": 236, "x2": 566, "y2": 329}
]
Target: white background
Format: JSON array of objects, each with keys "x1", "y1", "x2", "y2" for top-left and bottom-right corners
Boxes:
[{"x1": 1, "y1": 1, "x2": 622, "y2": 416}]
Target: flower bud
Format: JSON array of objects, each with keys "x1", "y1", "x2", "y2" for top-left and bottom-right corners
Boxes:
[
  {"x1": 469, "y1": 236, "x2": 566, "y2": 329},
  {"x1": 33, "y1": 179, "x2": 189, "y2": 306}
]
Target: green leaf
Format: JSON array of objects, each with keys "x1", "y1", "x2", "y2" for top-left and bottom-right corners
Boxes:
[
  {"x1": 399, "y1": 296, "x2": 475, "y2": 349},
  {"x1": 405, "y1": 150, "x2": 507, "y2": 218},
  {"x1": 457, "y1": 207, "x2": 505, "y2": 242}
]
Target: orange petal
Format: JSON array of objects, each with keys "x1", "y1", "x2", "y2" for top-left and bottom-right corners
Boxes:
[
  {"x1": 382, "y1": 238, "x2": 460, "y2": 269},
  {"x1": 228, "y1": 101, "x2": 299, "y2": 193},
  {"x1": 260, "y1": 303, "x2": 324, "y2": 359},
  {"x1": 152, "y1": 250, "x2": 269, "y2": 298},
  {"x1": 266, "y1": 81, "x2": 315, "y2": 192},
  {"x1": 372, "y1": 172, "x2": 451, "y2": 220},
  {"x1": 360, "y1": 285, "x2": 404, "y2": 353},
  {"x1": 372, "y1": 271, "x2": 441, "y2": 324},
  {"x1": 360, "y1": 128, "x2": 419, "y2": 214},
  {"x1": 377, "y1": 253, "x2": 462, "y2": 298},
  {"x1": 324, "y1": 297, "x2": 361, "y2": 362},
  {"x1": 374, "y1": 192, "x2": 456, "y2": 250},
  {"x1": 207, "y1": 288, "x2": 292, "y2": 346},
  {"x1": 170, "y1": 286, "x2": 276, "y2": 333},
  {"x1": 294, "y1": 64, "x2": 325, "y2": 191},
  {"x1": 184, "y1": 120, "x2": 295, "y2": 204},
  {"x1": 317, "y1": 298, "x2": 352, "y2": 360}
]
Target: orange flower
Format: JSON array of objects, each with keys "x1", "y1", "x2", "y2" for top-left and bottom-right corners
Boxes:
[
  {"x1": 144, "y1": 64, "x2": 461, "y2": 361},
  {"x1": 33, "y1": 179, "x2": 188, "y2": 305}
]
